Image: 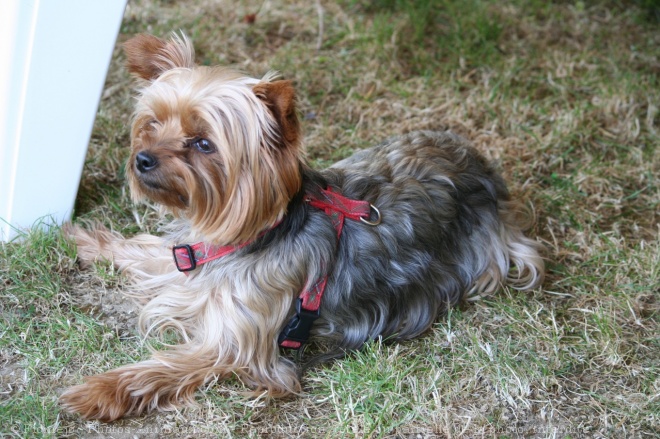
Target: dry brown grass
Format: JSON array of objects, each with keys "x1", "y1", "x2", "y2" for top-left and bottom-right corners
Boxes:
[{"x1": 1, "y1": 0, "x2": 658, "y2": 438}]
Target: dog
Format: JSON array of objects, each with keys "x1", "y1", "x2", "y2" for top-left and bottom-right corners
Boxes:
[{"x1": 59, "y1": 33, "x2": 544, "y2": 422}]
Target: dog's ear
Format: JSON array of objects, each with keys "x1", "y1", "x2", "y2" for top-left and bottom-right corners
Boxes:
[
  {"x1": 124, "y1": 33, "x2": 195, "y2": 81},
  {"x1": 253, "y1": 80, "x2": 300, "y2": 148}
]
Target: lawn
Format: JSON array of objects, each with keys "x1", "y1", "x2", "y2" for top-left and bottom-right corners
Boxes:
[{"x1": 1, "y1": 0, "x2": 658, "y2": 437}]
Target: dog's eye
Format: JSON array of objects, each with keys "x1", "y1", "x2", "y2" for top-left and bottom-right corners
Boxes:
[{"x1": 188, "y1": 138, "x2": 215, "y2": 153}]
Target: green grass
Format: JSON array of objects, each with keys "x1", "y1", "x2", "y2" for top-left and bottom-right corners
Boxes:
[{"x1": 1, "y1": 0, "x2": 659, "y2": 437}]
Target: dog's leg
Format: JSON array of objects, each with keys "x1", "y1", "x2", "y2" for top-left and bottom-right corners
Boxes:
[
  {"x1": 59, "y1": 344, "x2": 299, "y2": 421},
  {"x1": 59, "y1": 350, "x2": 217, "y2": 422},
  {"x1": 63, "y1": 223, "x2": 175, "y2": 282}
]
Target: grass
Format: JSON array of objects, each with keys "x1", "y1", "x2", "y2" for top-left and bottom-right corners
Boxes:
[{"x1": 1, "y1": 0, "x2": 659, "y2": 437}]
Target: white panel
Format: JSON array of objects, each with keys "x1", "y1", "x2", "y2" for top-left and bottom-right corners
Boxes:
[{"x1": 0, "y1": 0, "x2": 127, "y2": 241}]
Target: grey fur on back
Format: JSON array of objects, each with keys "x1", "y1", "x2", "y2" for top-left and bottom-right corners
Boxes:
[{"x1": 296, "y1": 131, "x2": 543, "y2": 351}]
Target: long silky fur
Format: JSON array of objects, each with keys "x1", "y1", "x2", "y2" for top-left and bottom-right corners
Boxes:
[{"x1": 60, "y1": 33, "x2": 544, "y2": 422}]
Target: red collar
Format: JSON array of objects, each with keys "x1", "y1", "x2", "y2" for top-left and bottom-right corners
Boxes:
[
  {"x1": 172, "y1": 219, "x2": 284, "y2": 272},
  {"x1": 172, "y1": 186, "x2": 381, "y2": 349},
  {"x1": 172, "y1": 239, "x2": 251, "y2": 272}
]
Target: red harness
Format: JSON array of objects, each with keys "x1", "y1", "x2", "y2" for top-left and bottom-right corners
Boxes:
[{"x1": 172, "y1": 187, "x2": 380, "y2": 349}]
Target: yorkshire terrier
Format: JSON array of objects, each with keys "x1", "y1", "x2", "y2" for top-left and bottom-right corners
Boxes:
[{"x1": 60, "y1": 33, "x2": 544, "y2": 421}]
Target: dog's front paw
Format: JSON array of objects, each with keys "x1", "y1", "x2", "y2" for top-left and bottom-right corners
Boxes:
[
  {"x1": 62, "y1": 223, "x2": 118, "y2": 269},
  {"x1": 60, "y1": 364, "x2": 199, "y2": 421},
  {"x1": 59, "y1": 373, "x2": 140, "y2": 422}
]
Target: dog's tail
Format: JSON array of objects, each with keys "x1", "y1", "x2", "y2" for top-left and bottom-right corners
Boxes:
[
  {"x1": 468, "y1": 199, "x2": 545, "y2": 299},
  {"x1": 498, "y1": 199, "x2": 545, "y2": 290}
]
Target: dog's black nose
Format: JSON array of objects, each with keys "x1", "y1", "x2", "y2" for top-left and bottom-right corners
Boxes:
[{"x1": 136, "y1": 151, "x2": 158, "y2": 173}]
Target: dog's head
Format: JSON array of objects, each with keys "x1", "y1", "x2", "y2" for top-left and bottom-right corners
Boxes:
[{"x1": 123, "y1": 33, "x2": 302, "y2": 244}]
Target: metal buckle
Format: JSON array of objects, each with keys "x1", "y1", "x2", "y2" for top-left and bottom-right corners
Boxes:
[
  {"x1": 172, "y1": 244, "x2": 196, "y2": 272},
  {"x1": 360, "y1": 204, "x2": 382, "y2": 226},
  {"x1": 278, "y1": 298, "x2": 320, "y2": 348}
]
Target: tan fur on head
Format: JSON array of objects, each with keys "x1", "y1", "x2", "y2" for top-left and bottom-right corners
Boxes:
[{"x1": 124, "y1": 33, "x2": 302, "y2": 245}]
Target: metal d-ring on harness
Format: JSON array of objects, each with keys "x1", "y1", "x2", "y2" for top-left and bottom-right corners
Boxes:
[
  {"x1": 360, "y1": 204, "x2": 382, "y2": 226},
  {"x1": 278, "y1": 187, "x2": 381, "y2": 349}
]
